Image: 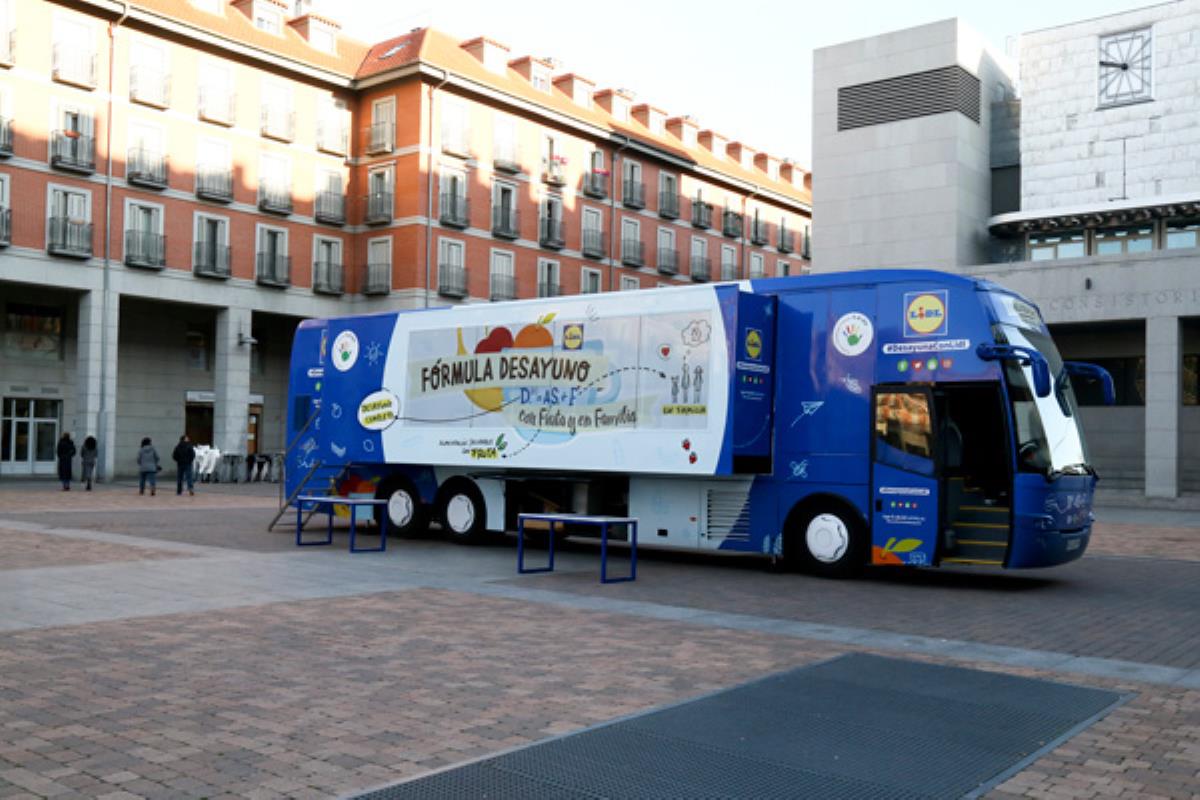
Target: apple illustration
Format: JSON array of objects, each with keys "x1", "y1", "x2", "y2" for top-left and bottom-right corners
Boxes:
[
  {"x1": 682, "y1": 439, "x2": 691, "y2": 451},
  {"x1": 689, "y1": 452, "x2": 698, "y2": 464},
  {"x1": 475, "y1": 327, "x2": 514, "y2": 354}
]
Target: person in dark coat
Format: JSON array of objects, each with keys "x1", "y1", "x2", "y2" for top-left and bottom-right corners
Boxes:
[
  {"x1": 137, "y1": 437, "x2": 160, "y2": 496},
  {"x1": 172, "y1": 435, "x2": 197, "y2": 496},
  {"x1": 56, "y1": 433, "x2": 76, "y2": 491},
  {"x1": 80, "y1": 436, "x2": 98, "y2": 491}
]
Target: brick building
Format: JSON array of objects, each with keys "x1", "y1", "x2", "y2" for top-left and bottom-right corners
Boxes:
[{"x1": 0, "y1": 0, "x2": 811, "y2": 479}]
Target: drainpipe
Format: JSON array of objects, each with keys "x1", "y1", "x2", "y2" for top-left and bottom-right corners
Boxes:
[
  {"x1": 97, "y1": 1, "x2": 129, "y2": 482},
  {"x1": 608, "y1": 134, "x2": 630, "y2": 292},
  {"x1": 740, "y1": 184, "x2": 759, "y2": 280},
  {"x1": 423, "y1": 69, "x2": 450, "y2": 307}
]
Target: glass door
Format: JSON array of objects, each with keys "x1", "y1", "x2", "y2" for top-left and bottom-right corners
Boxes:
[{"x1": 1, "y1": 398, "x2": 60, "y2": 475}]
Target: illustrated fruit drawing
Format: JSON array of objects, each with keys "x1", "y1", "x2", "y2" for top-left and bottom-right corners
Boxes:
[
  {"x1": 689, "y1": 452, "x2": 698, "y2": 464},
  {"x1": 457, "y1": 313, "x2": 557, "y2": 413},
  {"x1": 515, "y1": 313, "x2": 555, "y2": 349}
]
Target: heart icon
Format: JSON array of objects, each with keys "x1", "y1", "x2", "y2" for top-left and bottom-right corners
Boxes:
[{"x1": 659, "y1": 344, "x2": 671, "y2": 360}]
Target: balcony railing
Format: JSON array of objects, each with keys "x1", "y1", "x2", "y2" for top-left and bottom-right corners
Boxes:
[
  {"x1": 582, "y1": 229, "x2": 606, "y2": 259},
  {"x1": 657, "y1": 246, "x2": 678, "y2": 275},
  {"x1": 539, "y1": 215, "x2": 564, "y2": 249},
  {"x1": 257, "y1": 181, "x2": 293, "y2": 215},
  {"x1": 750, "y1": 219, "x2": 771, "y2": 246},
  {"x1": 778, "y1": 228, "x2": 795, "y2": 254},
  {"x1": 127, "y1": 146, "x2": 168, "y2": 189},
  {"x1": 365, "y1": 191, "x2": 393, "y2": 225},
  {"x1": 316, "y1": 120, "x2": 348, "y2": 155},
  {"x1": 50, "y1": 131, "x2": 95, "y2": 174},
  {"x1": 490, "y1": 272, "x2": 516, "y2": 301},
  {"x1": 196, "y1": 167, "x2": 233, "y2": 202},
  {"x1": 542, "y1": 160, "x2": 566, "y2": 186},
  {"x1": 439, "y1": 192, "x2": 469, "y2": 228},
  {"x1": 493, "y1": 144, "x2": 521, "y2": 173},
  {"x1": 255, "y1": 252, "x2": 291, "y2": 287},
  {"x1": 0, "y1": 28, "x2": 13, "y2": 67},
  {"x1": 690, "y1": 254, "x2": 711, "y2": 282},
  {"x1": 315, "y1": 191, "x2": 346, "y2": 225},
  {"x1": 364, "y1": 121, "x2": 393, "y2": 155},
  {"x1": 582, "y1": 171, "x2": 608, "y2": 199},
  {"x1": 124, "y1": 230, "x2": 166, "y2": 269},
  {"x1": 491, "y1": 206, "x2": 520, "y2": 239},
  {"x1": 659, "y1": 190, "x2": 680, "y2": 220},
  {"x1": 198, "y1": 87, "x2": 235, "y2": 125},
  {"x1": 438, "y1": 262, "x2": 467, "y2": 298},
  {"x1": 537, "y1": 279, "x2": 560, "y2": 298},
  {"x1": 621, "y1": 238, "x2": 644, "y2": 267},
  {"x1": 720, "y1": 260, "x2": 738, "y2": 281},
  {"x1": 0, "y1": 207, "x2": 10, "y2": 247},
  {"x1": 52, "y1": 45, "x2": 96, "y2": 88},
  {"x1": 0, "y1": 117, "x2": 12, "y2": 157},
  {"x1": 130, "y1": 67, "x2": 170, "y2": 108},
  {"x1": 260, "y1": 106, "x2": 295, "y2": 142},
  {"x1": 749, "y1": 260, "x2": 766, "y2": 279},
  {"x1": 313, "y1": 260, "x2": 344, "y2": 296},
  {"x1": 722, "y1": 210, "x2": 744, "y2": 238},
  {"x1": 622, "y1": 179, "x2": 645, "y2": 209},
  {"x1": 802, "y1": 231, "x2": 812, "y2": 259},
  {"x1": 692, "y1": 200, "x2": 712, "y2": 229},
  {"x1": 363, "y1": 262, "x2": 391, "y2": 296},
  {"x1": 47, "y1": 217, "x2": 93, "y2": 258},
  {"x1": 193, "y1": 241, "x2": 231, "y2": 278}
]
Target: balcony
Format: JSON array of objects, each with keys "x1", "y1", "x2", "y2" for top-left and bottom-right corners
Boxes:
[
  {"x1": 52, "y1": 45, "x2": 96, "y2": 89},
  {"x1": 692, "y1": 200, "x2": 712, "y2": 229},
  {"x1": 316, "y1": 120, "x2": 348, "y2": 156},
  {"x1": 750, "y1": 219, "x2": 771, "y2": 246},
  {"x1": 130, "y1": 67, "x2": 170, "y2": 108},
  {"x1": 491, "y1": 206, "x2": 520, "y2": 240},
  {"x1": 363, "y1": 262, "x2": 391, "y2": 296},
  {"x1": 255, "y1": 252, "x2": 291, "y2": 288},
  {"x1": 196, "y1": 167, "x2": 233, "y2": 202},
  {"x1": 439, "y1": 193, "x2": 469, "y2": 228},
  {"x1": 260, "y1": 106, "x2": 295, "y2": 142},
  {"x1": 313, "y1": 260, "x2": 344, "y2": 296},
  {"x1": 50, "y1": 131, "x2": 95, "y2": 174},
  {"x1": 0, "y1": 116, "x2": 12, "y2": 157},
  {"x1": 490, "y1": 272, "x2": 516, "y2": 301},
  {"x1": 539, "y1": 215, "x2": 564, "y2": 249},
  {"x1": 537, "y1": 279, "x2": 560, "y2": 298},
  {"x1": 47, "y1": 217, "x2": 93, "y2": 258},
  {"x1": 690, "y1": 254, "x2": 711, "y2": 282},
  {"x1": 437, "y1": 262, "x2": 467, "y2": 298},
  {"x1": 659, "y1": 190, "x2": 680, "y2": 220},
  {"x1": 364, "y1": 121, "x2": 393, "y2": 155},
  {"x1": 802, "y1": 231, "x2": 812, "y2": 260},
  {"x1": 493, "y1": 144, "x2": 521, "y2": 174},
  {"x1": 193, "y1": 241, "x2": 231, "y2": 279},
  {"x1": 582, "y1": 171, "x2": 608, "y2": 199},
  {"x1": 0, "y1": 207, "x2": 10, "y2": 247},
  {"x1": 257, "y1": 181, "x2": 293, "y2": 215},
  {"x1": 657, "y1": 246, "x2": 678, "y2": 276},
  {"x1": 720, "y1": 260, "x2": 738, "y2": 281},
  {"x1": 582, "y1": 229, "x2": 606, "y2": 260},
  {"x1": 126, "y1": 147, "x2": 168, "y2": 189},
  {"x1": 365, "y1": 191, "x2": 393, "y2": 225},
  {"x1": 198, "y1": 87, "x2": 235, "y2": 125},
  {"x1": 722, "y1": 210, "x2": 744, "y2": 238},
  {"x1": 0, "y1": 28, "x2": 13, "y2": 67},
  {"x1": 124, "y1": 230, "x2": 166, "y2": 269},
  {"x1": 622, "y1": 179, "x2": 645, "y2": 209},
  {"x1": 542, "y1": 159, "x2": 566, "y2": 186},
  {"x1": 315, "y1": 190, "x2": 346, "y2": 225},
  {"x1": 621, "y1": 238, "x2": 644, "y2": 267},
  {"x1": 778, "y1": 228, "x2": 795, "y2": 254}
]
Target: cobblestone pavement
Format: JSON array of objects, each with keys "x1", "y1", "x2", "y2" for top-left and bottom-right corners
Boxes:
[{"x1": 0, "y1": 482, "x2": 1197, "y2": 799}]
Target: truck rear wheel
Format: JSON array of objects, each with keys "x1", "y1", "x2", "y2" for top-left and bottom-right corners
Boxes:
[
  {"x1": 375, "y1": 476, "x2": 428, "y2": 538},
  {"x1": 436, "y1": 478, "x2": 487, "y2": 544},
  {"x1": 787, "y1": 503, "x2": 866, "y2": 578}
]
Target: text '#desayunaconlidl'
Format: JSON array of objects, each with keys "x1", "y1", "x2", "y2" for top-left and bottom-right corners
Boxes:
[{"x1": 419, "y1": 354, "x2": 593, "y2": 393}]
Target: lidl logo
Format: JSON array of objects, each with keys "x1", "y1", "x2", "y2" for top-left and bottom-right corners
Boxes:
[
  {"x1": 562, "y1": 323, "x2": 584, "y2": 351},
  {"x1": 744, "y1": 328, "x2": 763, "y2": 360},
  {"x1": 904, "y1": 291, "x2": 948, "y2": 337}
]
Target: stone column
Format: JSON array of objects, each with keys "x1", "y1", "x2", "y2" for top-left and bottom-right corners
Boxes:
[
  {"x1": 213, "y1": 306, "x2": 252, "y2": 471},
  {"x1": 1144, "y1": 316, "x2": 1181, "y2": 498},
  {"x1": 76, "y1": 289, "x2": 120, "y2": 480}
]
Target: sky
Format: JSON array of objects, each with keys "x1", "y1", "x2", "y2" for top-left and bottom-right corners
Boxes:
[{"x1": 331, "y1": 0, "x2": 1156, "y2": 167}]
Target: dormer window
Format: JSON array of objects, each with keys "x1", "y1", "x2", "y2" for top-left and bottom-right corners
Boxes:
[
  {"x1": 191, "y1": 0, "x2": 220, "y2": 13},
  {"x1": 310, "y1": 25, "x2": 336, "y2": 54},
  {"x1": 254, "y1": 5, "x2": 282, "y2": 35},
  {"x1": 532, "y1": 64, "x2": 551, "y2": 93}
]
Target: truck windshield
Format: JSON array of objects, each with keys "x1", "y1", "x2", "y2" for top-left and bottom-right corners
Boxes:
[{"x1": 996, "y1": 323, "x2": 1091, "y2": 477}]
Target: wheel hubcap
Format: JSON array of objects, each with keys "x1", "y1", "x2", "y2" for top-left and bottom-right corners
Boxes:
[
  {"x1": 806, "y1": 513, "x2": 849, "y2": 563},
  {"x1": 445, "y1": 494, "x2": 475, "y2": 534},
  {"x1": 387, "y1": 491, "x2": 414, "y2": 527}
]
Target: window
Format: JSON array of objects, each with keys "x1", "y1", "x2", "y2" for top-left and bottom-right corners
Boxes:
[
  {"x1": 256, "y1": 224, "x2": 289, "y2": 285},
  {"x1": 130, "y1": 39, "x2": 169, "y2": 107},
  {"x1": 721, "y1": 244, "x2": 737, "y2": 280},
  {"x1": 53, "y1": 14, "x2": 95, "y2": 87},
  {"x1": 52, "y1": 104, "x2": 95, "y2": 170},
  {"x1": 1185, "y1": 355, "x2": 1200, "y2": 406},
  {"x1": 313, "y1": 236, "x2": 343, "y2": 294},
  {"x1": 542, "y1": 133, "x2": 564, "y2": 183},
  {"x1": 438, "y1": 237, "x2": 467, "y2": 297},
  {"x1": 581, "y1": 267, "x2": 601, "y2": 294},
  {"x1": 531, "y1": 63, "x2": 551, "y2": 93},
  {"x1": 191, "y1": 0, "x2": 220, "y2": 13},
  {"x1": 657, "y1": 227, "x2": 676, "y2": 273},
  {"x1": 366, "y1": 166, "x2": 393, "y2": 223},
  {"x1": 193, "y1": 212, "x2": 229, "y2": 275},
  {"x1": 253, "y1": 3, "x2": 282, "y2": 35},
  {"x1": 777, "y1": 260, "x2": 790, "y2": 277},
  {"x1": 1072, "y1": 356, "x2": 1145, "y2": 406},
  {"x1": 874, "y1": 391, "x2": 934, "y2": 475},
  {"x1": 439, "y1": 238, "x2": 464, "y2": 268},
  {"x1": 493, "y1": 114, "x2": 517, "y2": 167},
  {"x1": 127, "y1": 122, "x2": 166, "y2": 185},
  {"x1": 621, "y1": 217, "x2": 641, "y2": 265},
  {"x1": 317, "y1": 97, "x2": 348, "y2": 154},
  {"x1": 582, "y1": 206, "x2": 604, "y2": 257},
  {"x1": 490, "y1": 249, "x2": 515, "y2": 300},
  {"x1": 749, "y1": 252, "x2": 765, "y2": 279},
  {"x1": 1165, "y1": 220, "x2": 1199, "y2": 250},
  {"x1": 310, "y1": 25, "x2": 336, "y2": 54},
  {"x1": 1095, "y1": 225, "x2": 1154, "y2": 255},
  {"x1": 366, "y1": 237, "x2": 392, "y2": 294},
  {"x1": 47, "y1": 185, "x2": 91, "y2": 256},
  {"x1": 492, "y1": 181, "x2": 519, "y2": 238},
  {"x1": 259, "y1": 153, "x2": 290, "y2": 195},
  {"x1": 124, "y1": 199, "x2": 164, "y2": 267},
  {"x1": 260, "y1": 79, "x2": 293, "y2": 140},
  {"x1": 3, "y1": 304, "x2": 64, "y2": 360},
  {"x1": 198, "y1": 61, "x2": 234, "y2": 124},
  {"x1": 1029, "y1": 232, "x2": 1085, "y2": 261},
  {"x1": 537, "y1": 259, "x2": 559, "y2": 297},
  {"x1": 620, "y1": 275, "x2": 640, "y2": 291},
  {"x1": 691, "y1": 236, "x2": 707, "y2": 268},
  {"x1": 540, "y1": 194, "x2": 564, "y2": 247},
  {"x1": 368, "y1": 98, "x2": 394, "y2": 154},
  {"x1": 441, "y1": 101, "x2": 468, "y2": 155}
]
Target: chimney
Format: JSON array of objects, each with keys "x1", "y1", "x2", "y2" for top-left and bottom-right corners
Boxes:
[
  {"x1": 552, "y1": 73, "x2": 596, "y2": 107},
  {"x1": 698, "y1": 129, "x2": 729, "y2": 159},
  {"x1": 460, "y1": 36, "x2": 511, "y2": 74},
  {"x1": 631, "y1": 103, "x2": 667, "y2": 135},
  {"x1": 727, "y1": 142, "x2": 756, "y2": 170},
  {"x1": 594, "y1": 88, "x2": 634, "y2": 121},
  {"x1": 666, "y1": 116, "x2": 699, "y2": 148},
  {"x1": 509, "y1": 55, "x2": 554, "y2": 91}
]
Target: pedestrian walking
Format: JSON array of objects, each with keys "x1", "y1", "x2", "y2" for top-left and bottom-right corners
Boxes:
[
  {"x1": 80, "y1": 436, "x2": 98, "y2": 491},
  {"x1": 136, "y1": 436, "x2": 160, "y2": 496},
  {"x1": 56, "y1": 432, "x2": 76, "y2": 491},
  {"x1": 172, "y1": 434, "x2": 196, "y2": 496}
]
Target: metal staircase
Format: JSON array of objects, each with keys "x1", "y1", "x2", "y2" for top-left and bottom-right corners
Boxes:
[{"x1": 267, "y1": 411, "x2": 351, "y2": 532}]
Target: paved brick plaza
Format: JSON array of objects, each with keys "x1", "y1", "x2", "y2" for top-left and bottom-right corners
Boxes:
[{"x1": 0, "y1": 481, "x2": 1197, "y2": 799}]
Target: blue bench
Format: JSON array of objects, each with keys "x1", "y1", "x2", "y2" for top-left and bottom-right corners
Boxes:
[
  {"x1": 517, "y1": 513, "x2": 637, "y2": 584},
  {"x1": 295, "y1": 496, "x2": 389, "y2": 553}
]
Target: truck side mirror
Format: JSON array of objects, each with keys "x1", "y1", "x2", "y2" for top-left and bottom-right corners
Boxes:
[
  {"x1": 1064, "y1": 361, "x2": 1116, "y2": 405},
  {"x1": 976, "y1": 343, "x2": 1052, "y2": 398}
]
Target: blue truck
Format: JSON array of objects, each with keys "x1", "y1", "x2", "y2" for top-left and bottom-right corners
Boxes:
[{"x1": 285, "y1": 270, "x2": 1112, "y2": 576}]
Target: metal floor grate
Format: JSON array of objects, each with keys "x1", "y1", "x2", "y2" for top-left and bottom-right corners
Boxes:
[{"x1": 352, "y1": 653, "x2": 1123, "y2": 800}]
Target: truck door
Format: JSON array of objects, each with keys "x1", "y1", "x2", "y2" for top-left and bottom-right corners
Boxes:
[{"x1": 870, "y1": 387, "x2": 939, "y2": 566}]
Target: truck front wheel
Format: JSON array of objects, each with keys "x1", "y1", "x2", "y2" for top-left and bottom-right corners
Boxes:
[
  {"x1": 786, "y1": 503, "x2": 866, "y2": 578},
  {"x1": 436, "y1": 478, "x2": 487, "y2": 544}
]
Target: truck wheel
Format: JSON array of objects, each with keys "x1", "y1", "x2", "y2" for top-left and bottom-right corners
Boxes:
[
  {"x1": 789, "y1": 505, "x2": 866, "y2": 578},
  {"x1": 375, "y1": 476, "x2": 427, "y2": 538},
  {"x1": 436, "y1": 478, "x2": 487, "y2": 544}
]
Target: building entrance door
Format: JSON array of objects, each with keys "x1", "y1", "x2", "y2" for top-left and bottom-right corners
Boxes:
[
  {"x1": 1, "y1": 398, "x2": 61, "y2": 476},
  {"x1": 247, "y1": 404, "x2": 262, "y2": 456}
]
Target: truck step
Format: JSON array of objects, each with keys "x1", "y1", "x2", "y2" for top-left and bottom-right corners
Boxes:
[{"x1": 941, "y1": 557, "x2": 1004, "y2": 566}]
